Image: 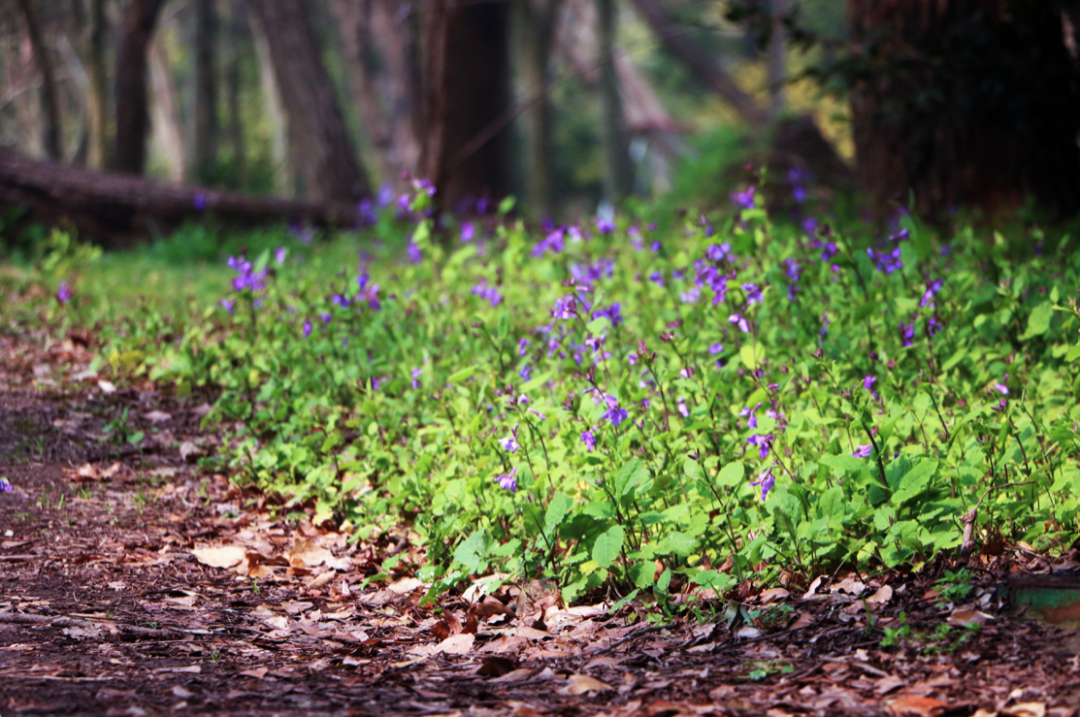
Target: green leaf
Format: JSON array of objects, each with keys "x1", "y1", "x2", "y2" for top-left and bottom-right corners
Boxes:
[
  {"x1": 630, "y1": 561, "x2": 655, "y2": 589},
  {"x1": 1066, "y1": 342, "x2": 1080, "y2": 363},
  {"x1": 453, "y1": 530, "x2": 488, "y2": 574},
  {"x1": 739, "y1": 343, "x2": 766, "y2": 370},
  {"x1": 544, "y1": 492, "x2": 572, "y2": 536},
  {"x1": 614, "y1": 459, "x2": 650, "y2": 499},
  {"x1": 716, "y1": 461, "x2": 745, "y2": 487},
  {"x1": 592, "y1": 525, "x2": 625, "y2": 568},
  {"x1": 819, "y1": 453, "x2": 866, "y2": 474},
  {"x1": 891, "y1": 459, "x2": 939, "y2": 506},
  {"x1": 656, "y1": 531, "x2": 697, "y2": 557},
  {"x1": 1022, "y1": 301, "x2": 1053, "y2": 339},
  {"x1": 655, "y1": 567, "x2": 672, "y2": 596},
  {"x1": 447, "y1": 364, "x2": 483, "y2": 384}
]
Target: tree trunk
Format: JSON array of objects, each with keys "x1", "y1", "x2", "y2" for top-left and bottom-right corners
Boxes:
[
  {"x1": 847, "y1": 0, "x2": 1080, "y2": 218},
  {"x1": 251, "y1": 12, "x2": 293, "y2": 196},
  {"x1": 112, "y1": 0, "x2": 167, "y2": 175},
  {"x1": 149, "y1": 38, "x2": 187, "y2": 181},
  {"x1": 193, "y1": 0, "x2": 220, "y2": 183},
  {"x1": 249, "y1": 0, "x2": 371, "y2": 203},
  {"x1": 596, "y1": 0, "x2": 632, "y2": 202},
  {"x1": 421, "y1": 0, "x2": 512, "y2": 211},
  {"x1": 223, "y1": 0, "x2": 246, "y2": 187},
  {"x1": 517, "y1": 0, "x2": 560, "y2": 217},
  {"x1": 766, "y1": 0, "x2": 786, "y2": 117},
  {"x1": 332, "y1": 0, "x2": 422, "y2": 190},
  {"x1": 630, "y1": 0, "x2": 769, "y2": 127},
  {"x1": 15, "y1": 0, "x2": 63, "y2": 160},
  {"x1": 86, "y1": 0, "x2": 109, "y2": 169},
  {"x1": 0, "y1": 146, "x2": 361, "y2": 247}
]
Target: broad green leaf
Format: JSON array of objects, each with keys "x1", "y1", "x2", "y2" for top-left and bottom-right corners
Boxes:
[
  {"x1": 630, "y1": 561, "x2": 655, "y2": 588},
  {"x1": 1022, "y1": 301, "x2": 1053, "y2": 339},
  {"x1": 716, "y1": 461, "x2": 745, "y2": 487},
  {"x1": 447, "y1": 364, "x2": 483, "y2": 384},
  {"x1": 614, "y1": 459, "x2": 650, "y2": 499},
  {"x1": 592, "y1": 526, "x2": 625, "y2": 568},
  {"x1": 544, "y1": 492, "x2": 572, "y2": 535},
  {"x1": 739, "y1": 343, "x2": 766, "y2": 370},
  {"x1": 656, "y1": 531, "x2": 697, "y2": 557}
]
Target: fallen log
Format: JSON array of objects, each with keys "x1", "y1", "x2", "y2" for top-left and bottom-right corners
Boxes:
[{"x1": 0, "y1": 146, "x2": 364, "y2": 246}]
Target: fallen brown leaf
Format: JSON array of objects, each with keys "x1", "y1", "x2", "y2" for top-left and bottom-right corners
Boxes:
[
  {"x1": 191, "y1": 545, "x2": 246, "y2": 569},
  {"x1": 563, "y1": 674, "x2": 613, "y2": 695},
  {"x1": 1002, "y1": 703, "x2": 1046, "y2": 717},
  {"x1": 887, "y1": 695, "x2": 946, "y2": 717},
  {"x1": 867, "y1": 585, "x2": 894, "y2": 605},
  {"x1": 477, "y1": 655, "x2": 518, "y2": 677}
]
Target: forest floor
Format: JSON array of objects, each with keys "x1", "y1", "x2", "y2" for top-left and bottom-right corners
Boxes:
[{"x1": 2, "y1": 329, "x2": 1080, "y2": 717}]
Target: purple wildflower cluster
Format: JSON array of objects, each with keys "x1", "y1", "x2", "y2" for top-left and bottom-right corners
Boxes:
[{"x1": 471, "y1": 280, "x2": 503, "y2": 307}]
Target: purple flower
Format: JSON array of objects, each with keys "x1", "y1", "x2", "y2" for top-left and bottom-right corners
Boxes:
[
  {"x1": 495, "y1": 467, "x2": 518, "y2": 492},
  {"x1": 592, "y1": 303, "x2": 623, "y2": 325},
  {"x1": 377, "y1": 184, "x2": 394, "y2": 206},
  {"x1": 742, "y1": 283, "x2": 763, "y2": 306},
  {"x1": 519, "y1": 364, "x2": 532, "y2": 380},
  {"x1": 747, "y1": 434, "x2": 773, "y2": 460},
  {"x1": 471, "y1": 280, "x2": 503, "y2": 307},
  {"x1": 411, "y1": 367, "x2": 423, "y2": 389},
  {"x1": 461, "y1": 222, "x2": 476, "y2": 243},
  {"x1": 820, "y1": 313, "x2": 831, "y2": 337},
  {"x1": 518, "y1": 338, "x2": 531, "y2": 356},
  {"x1": 928, "y1": 316, "x2": 943, "y2": 337},
  {"x1": 533, "y1": 228, "x2": 566, "y2": 257},
  {"x1": 867, "y1": 246, "x2": 903, "y2": 274},
  {"x1": 193, "y1": 191, "x2": 207, "y2": 212},
  {"x1": 407, "y1": 241, "x2": 422, "y2": 264},
  {"x1": 302, "y1": 321, "x2": 312, "y2": 338},
  {"x1": 802, "y1": 217, "x2": 819, "y2": 237},
  {"x1": 552, "y1": 296, "x2": 577, "y2": 320},
  {"x1": 649, "y1": 271, "x2": 665, "y2": 286},
  {"x1": 707, "y1": 243, "x2": 731, "y2": 262},
  {"x1": 275, "y1": 247, "x2": 287, "y2": 264},
  {"x1": 220, "y1": 298, "x2": 235, "y2": 315},
  {"x1": 728, "y1": 313, "x2": 750, "y2": 333},
  {"x1": 581, "y1": 429, "x2": 597, "y2": 452},
  {"x1": 601, "y1": 395, "x2": 628, "y2": 427},
  {"x1": 57, "y1": 282, "x2": 71, "y2": 303},
  {"x1": 864, "y1": 375, "x2": 879, "y2": 399},
  {"x1": 356, "y1": 273, "x2": 381, "y2": 311},
  {"x1": 529, "y1": 408, "x2": 546, "y2": 421},
  {"x1": 900, "y1": 321, "x2": 915, "y2": 347},
  {"x1": 852, "y1": 444, "x2": 873, "y2": 458},
  {"x1": 708, "y1": 342, "x2": 724, "y2": 355},
  {"x1": 0, "y1": 477, "x2": 11, "y2": 492},
  {"x1": 750, "y1": 466, "x2": 775, "y2": 501},
  {"x1": 920, "y1": 279, "x2": 942, "y2": 308},
  {"x1": 596, "y1": 217, "x2": 616, "y2": 234},
  {"x1": 677, "y1": 398, "x2": 689, "y2": 418},
  {"x1": 993, "y1": 383, "x2": 1009, "y2": 395},
  {"x1": 731, "y1": 186, "x2": 756, "y2": 210},
  {"x1": 332, "y1": 294, "x2": 350, "y2": 307},
  {"x1": 739, "y1": 403, "x2": 761, "y2": 429},
  {"x1": 499, "y1": 425, "x2": 520, "y2": 453},
  {"x1": 681, "y1": 287, "x2": 701, "y2": 304}
]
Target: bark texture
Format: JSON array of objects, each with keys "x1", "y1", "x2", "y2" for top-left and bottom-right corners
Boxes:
[
  {"x1": 112, "y1": 0, "x2": 166, "y2": 175},
  {"x1": 85, "y1": 0, "x2": 109, "y2": 168},
  {"x1": 0, "y1": 146, "x2": 360, "y2": 246},
  {"x1": 847, "y1": 0, "x2": 1080, "y2": 218},
  {"x1": 249, "y1": 0, "x2": 371, "y2": 202},
  {"x1": 194, "y1": 0, "x2": 220, "y2": 183},
  {"x1": 631, "y1": 0, "x2": 769, "y2": 127},
  {"x1": 15, "y1": 0, "x2": 63, "y2": 159},
  {"x1": 333, "y1": 0, "x2": 423, "y2": 190},
  {"x1": 422, "y1": 0, "x2": 512, "y2": 211},
  {"x1": 517, "y1": 0, "x2": 561, "y2": 216},
  {"x1": 597, "y1": 0, "x2": 633, "y2": 202}
]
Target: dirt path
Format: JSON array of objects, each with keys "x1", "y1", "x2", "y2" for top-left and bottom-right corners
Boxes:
[{"x1": 2, "y1": 332, "x2": 1079, "y2": 717}]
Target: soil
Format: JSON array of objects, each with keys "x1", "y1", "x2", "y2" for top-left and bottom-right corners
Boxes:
[{"x1": 2, "y1": 329, "x2": 1080, "y2": 717}]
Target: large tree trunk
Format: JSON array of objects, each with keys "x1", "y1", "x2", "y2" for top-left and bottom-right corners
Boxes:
[
  {"x1": 517, "y1": 0, "x2": 560, "y2": 217},
  {"x1": 223, "y1": 0, "x2": 247, "y2": 187},
  {"x1": 112, "y1": 0, "x2": 167, "y2": 175},
  {"x1": 630, "y1": 0, "x2": 769, "y2": 127},
  {"x1": 149, "y1": 37, "x2": 187, "y2": 181},
  {"x1": 15, "y1": 0, "x2": 63, "y2": 160},
  {"x1": 596, "y1": 0, "x2": 633, "y2": 202},
  {"x1": 421, "y1": 0, "x2": 512, "y2": 211},
  {"x1": 332, "y1": 0, "x2": 423, "y2": 191},
  {"x1": 249, "y1": 0, "x2": 371, "y2": 203},
  {"x1": 86, "y1": 0, "x2": 109, "y2": 169},
  {"x1": 766, "y1": 0, "x2": 786, "y2": 117},
  {"x1": 847, "y1": 0, "x2": 1080, "y2": 218},
  {"x1": 193, "y1": 0, "x2": 220, "y2": 183},
  {"x1": 0, "y1": 146, "x2": 360, "y2": 246}
]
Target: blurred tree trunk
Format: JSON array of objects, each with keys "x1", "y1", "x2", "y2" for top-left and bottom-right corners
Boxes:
[
  {"x1": 251, "y1": 13, "x2": 292, "y2": 195},
  {"x1": 15, "y1": 0, "x2": 63, "y2": 159},
  {"x1": 249, "y1": 0, "x2": 371, "y2": 202},
  {"x1": 332, "y1": 0, "x2": 423, "y2": 190},
  {"x1": 85, "y1": 0, "x2": 109, "y2": 168},
  {"x1": 421, "y1": 0, "x2": 512, "y2": 211},
  {"x1": 149, "y1": 38, "x2": 187, "y2": 181},
  {"x1": 847, "y1": 0, "x2": 1080, "y2": 218},
  {"x1": 112, "y1": 0, "x2": 166, "y2": 175},
  {"x1": 631, "y1": 0, "x2": 769, "y2": 127},
  {"x1": 766, "y1": 0, "x2": 786, "y2": 117},
  {"x1": 223, "y1": 0, "x2": 246, "y2": 187},
  {"x1": 597, "y1": 0, "x2": 632, "y2": 202},
  {"x1": 517, "y1": 0, "x2": 560, "y2": 217},
  {"x1": 193, "y1": 0, "x2": 219, "y2": 183}
]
